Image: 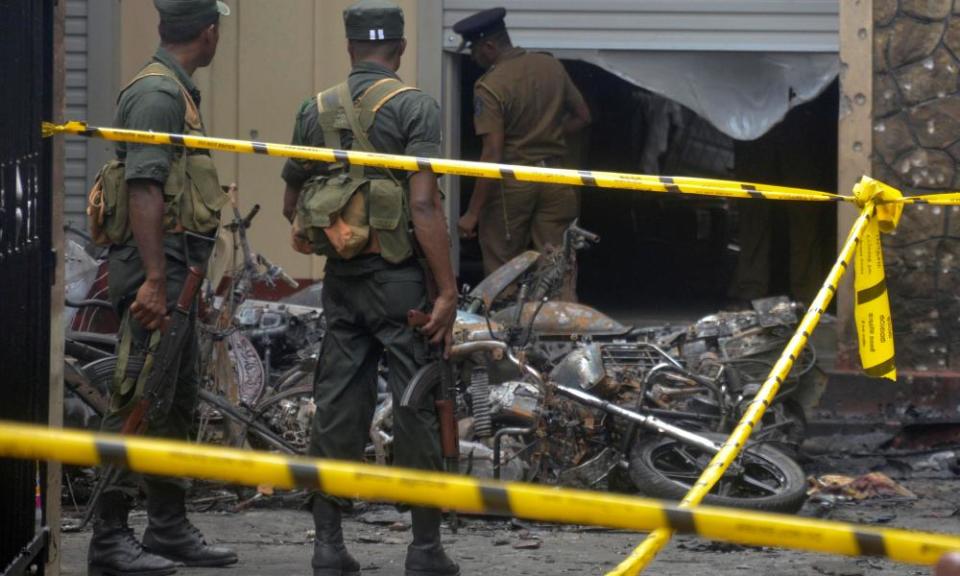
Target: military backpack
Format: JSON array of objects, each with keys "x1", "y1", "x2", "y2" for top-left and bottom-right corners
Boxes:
[
  {"x1": 86, "y1": 62, "x2": 228, "y2": 246},
  {"x1": 293, "y1": 78, "x2": 418, "y2": 264}
]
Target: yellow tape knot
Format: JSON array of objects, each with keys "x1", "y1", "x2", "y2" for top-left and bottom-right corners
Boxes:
[
  {"x1": 40, "y1": 122, "x2": 59, "y2": 138},
  {"x1": 853, "y1": 176, "x2": 903, "y2": 233},
  {"x1": 41, "y1": 121, "x2": 89, "y2": 139}
]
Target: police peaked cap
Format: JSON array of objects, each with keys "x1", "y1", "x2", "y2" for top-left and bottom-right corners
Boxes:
[
  {"x1": 453, "y1": 7, "x2": 507, "y2": 51},
  {"x1": 344, "y1": 0, "x2": 405, "y2": 41}
]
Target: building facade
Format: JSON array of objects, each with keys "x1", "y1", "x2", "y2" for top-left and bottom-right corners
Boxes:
[{"x1": 62, "y1": 1, "x2": 959, "y2": 375}]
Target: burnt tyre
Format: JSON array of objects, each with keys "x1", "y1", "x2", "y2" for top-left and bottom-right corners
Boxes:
[
  {"x1": 251, "y1": 384, "x2": 316, "y2": 454},
  {"x1": 628, "y1": 432, "x2": 807, "y2": 513},
  {"x1": 84, "y1": 355, "x2": 308, "y2": 454}
]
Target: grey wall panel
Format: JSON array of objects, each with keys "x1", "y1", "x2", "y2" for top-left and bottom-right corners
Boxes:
[
  {"x1": 442, "y1": 0, "x2": 839, "y2": 53},
  {"x1": 65, "y1": 0, "x2": 88, "y2": 229}
]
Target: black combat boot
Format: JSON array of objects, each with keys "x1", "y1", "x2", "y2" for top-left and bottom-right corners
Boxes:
[
  {"x1": 311, "y1": 496, "x2": 361, "y2": 576},
  {"x1": 404, "y1": 508, "x2": 460, "y2": 576},
  {"x1": 87, "y1": 491, "x2": 178, "y2": 576},
  {"x1": 141, "y1": 483, "x2": 237, "y2": 567}
]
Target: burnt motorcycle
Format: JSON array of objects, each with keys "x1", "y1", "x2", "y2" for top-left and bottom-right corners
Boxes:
[
  {"x1": 461, "y1": 221, "x2": 815, "y2": 450},
  {"x1": 61, "y1": 197, "x2": 316, "y2": 455},
  {"x1": 385, "y1": 222, "x2": 811, "y2": 512}
]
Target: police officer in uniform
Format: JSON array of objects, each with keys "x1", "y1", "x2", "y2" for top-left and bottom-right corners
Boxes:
[
  {"x1": 727, "y1": 91, "x2": 836, "y2": 307},
  {"x1": 454, "y1": 7, "x2": 592, "y2": 279},
  {"x1": 88, "y1": 1, "x2": 237, "y2": 575},
  {"x1": 280, "y1": 1, "x2": 459, "y2": 575}
]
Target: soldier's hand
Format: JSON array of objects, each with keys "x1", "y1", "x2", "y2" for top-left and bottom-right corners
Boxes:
[
  {"x1": 226, "y1": 182, "x2": 239, "y2": 205},
  {"x1": 423, "y1": 291, "x2": 457, "y2": 357},
  {"x1": 130, "y1": 277, "x2": 167, "y2": 331},
  {"x1": 458, "y1": 212, "x2": 479, "y2": 240}
]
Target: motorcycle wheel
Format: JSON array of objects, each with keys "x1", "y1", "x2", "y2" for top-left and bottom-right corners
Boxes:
[
  {"x1": 272, "y1": 364, "x2": 389, "y2": 396},
  {"x1": 250, "y1": 384, "x2": 316, "y2": 454},
  {"x1": 273, "y1": 365, "x2": 314, "y2": 393},
  {"x1": 83, "y1": 355, "x2": 306, "y2": 453},
  {"x1": 628, "y1": 432, "x2": 807, "y2": 513}
]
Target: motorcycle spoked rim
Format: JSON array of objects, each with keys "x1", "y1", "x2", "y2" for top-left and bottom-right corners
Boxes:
[{"x1": 627, "y1": 432, "x2": 807, "y2": 512}]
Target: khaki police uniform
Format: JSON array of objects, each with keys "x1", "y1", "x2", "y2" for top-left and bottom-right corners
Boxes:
[
  {"x1": 472, "y1": 47, "x2": 587, "y2": 276},
  {"x1": 729, "y1": 93, "x2": 836, "y2": 305}
]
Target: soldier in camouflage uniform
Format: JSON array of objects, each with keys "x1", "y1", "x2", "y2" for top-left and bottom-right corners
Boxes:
[
  {"x1": 281, "y1": 2, "x2": 459, "y2": 575},
  {"x1": 88, "y1": 1, "x2": 237, "y2": 574}
]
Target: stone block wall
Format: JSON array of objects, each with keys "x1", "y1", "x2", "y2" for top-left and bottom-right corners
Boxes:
[{"x1": 873, "y1": 0, "x2": 960, "y2": 372}]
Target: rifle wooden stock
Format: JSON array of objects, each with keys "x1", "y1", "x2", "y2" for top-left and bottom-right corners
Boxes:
[
  {"x1": 120, "y1": 400, "x2": 149, "y2": 436},
  {"x1": 407, "y1": 310, "x2": 459, "y2": 474},
  {"x1": 177, "y1": 266, "x2": 203, "y2": 312},
  {"x1": 435, "y1": 398, "x2": 459, "y2": 459}
]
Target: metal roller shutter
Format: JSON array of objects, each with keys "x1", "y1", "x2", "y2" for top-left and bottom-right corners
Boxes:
[
  {"x1": 442, "y1": 0, "x2": 839, "y2": 53},
  {"x1": 65, "y1": 0, "x2": 88, "y2": 229}
]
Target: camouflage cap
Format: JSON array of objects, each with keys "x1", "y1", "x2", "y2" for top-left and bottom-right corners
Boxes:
[
  {"x1": 343, "y1": 0, "x2": 404, "y2": 41},
  {"x1": 153, "y1": 0, "x2": 230, "y2": 26}
]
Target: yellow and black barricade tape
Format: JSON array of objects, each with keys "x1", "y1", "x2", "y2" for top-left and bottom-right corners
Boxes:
[
  {"x1": 41, "y1": 121, "x2": 960, "y2": 206},
  {"x1": 1, "y1": 419, "x2": 959, "y2": 567},
  {"x1": 42, "y1": 121, "x2": 845, "y2": 203},
  {"x1": 851, "y1": 178, "x2": 903, "y2": 381},
  {"x1": 35, "y1": 120, "x2": 960, "y2": 572},
  {"x1": 610, "y1": 191, "x2": 899, "y2": 574},
  {"x1": 42, "y1": 121, "x2": 937, "y2": 382}
]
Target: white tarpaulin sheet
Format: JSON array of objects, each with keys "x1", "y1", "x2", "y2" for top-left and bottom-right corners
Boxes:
[{"x1": 555, "y1": 50, "x2": 839, "y2": 141}]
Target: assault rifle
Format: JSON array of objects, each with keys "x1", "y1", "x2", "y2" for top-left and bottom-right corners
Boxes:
[
  {"x1": 403, "y1": 309, "x2": 459, "y2": 532},
  {"x1": 72, "y1": 265, "x2": 205, "y2": 531}
]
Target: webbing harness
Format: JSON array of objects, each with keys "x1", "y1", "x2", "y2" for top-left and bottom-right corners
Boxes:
[{"x1": 316, "y1": 76, "x2": 417, "y2": 183}]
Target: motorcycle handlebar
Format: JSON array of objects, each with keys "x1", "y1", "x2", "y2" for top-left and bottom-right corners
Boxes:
[
  {"x1": 242, "y1": 204, "x2": 261, "y2": 228},
  {"x1": 277, "y1": 269, "x2": 299, "y2": 289},
  {"x1": 225, "y1": 201, "x2": 260, "y2": 232},
  {"x1": 257, "y1": 254, "x2": 299, "y2": 289},
  {"x1": 569, "y1": 224, "x2": 599, "y2": 244}
]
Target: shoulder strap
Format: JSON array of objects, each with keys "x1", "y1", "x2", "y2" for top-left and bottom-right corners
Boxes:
[
  {"x1": 336, "y1": 83, "x2": 372, "y2": 180},
  {"x1": 338, "y1": 82, "x2": 375, "y2": 153},
  {"x1": 315, "y1": 78, "x2": 416, "y2": 182},
  {"x1": 120, "y1": 62, "x2": 201, "y2": 130},
  {"x1": 353, "y1": 78, "x2": 417, "y2": 184},
  {"x1": 316, "y1": 84, "x2": 345, "y2": 172},
  {"x1": 316, "y1": 85, "x2": 343, "y2": 147},
  {"x1": 357, "y1": 78, "x2": 418, "y2": 115}
]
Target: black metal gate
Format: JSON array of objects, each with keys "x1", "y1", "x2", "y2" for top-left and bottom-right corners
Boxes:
[{"x1": 0, "y1": 0, "x2": 54, "y2": 573}]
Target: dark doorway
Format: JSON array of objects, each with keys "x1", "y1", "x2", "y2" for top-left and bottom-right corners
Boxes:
[
  {"x1": 0, "y1": 0, "x2": 54, "y2": 573},
  {"x1": 456, "y1": 55, "x2": 838, "y2": 323},
  {"x1": 727, "y1": 80, "x2": 840, "y2": 309}
]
